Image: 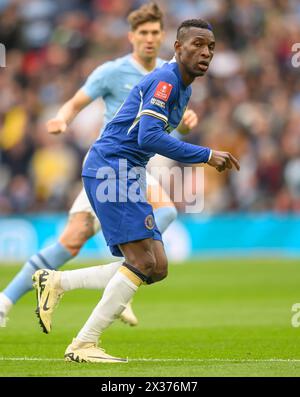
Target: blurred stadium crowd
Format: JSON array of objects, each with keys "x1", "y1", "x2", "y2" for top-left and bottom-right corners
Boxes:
[{"x1": 0, "y1": 0, "x2": 300, "y2": 215}]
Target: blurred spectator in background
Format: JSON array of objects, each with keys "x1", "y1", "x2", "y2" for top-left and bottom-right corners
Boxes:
[{"x1": 0, "y1": 0, "x2": 299, "y2": 215}]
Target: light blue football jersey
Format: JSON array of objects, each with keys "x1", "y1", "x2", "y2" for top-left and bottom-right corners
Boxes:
[{"x1": 81, "y1": 54, "x2": 165, "y2": 137}]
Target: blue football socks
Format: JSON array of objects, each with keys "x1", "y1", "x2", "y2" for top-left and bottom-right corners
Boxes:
[{"x1": 3, "y1": 242, "x2": 72, "y2": 303}]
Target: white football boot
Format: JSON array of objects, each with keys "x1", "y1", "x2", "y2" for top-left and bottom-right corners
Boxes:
[
  {"x1": 119, "y1": 300, "x2": 138, "y2": 326},
  {"x1": 32, "y1": 269, "x2": 64, "y2": 333}
]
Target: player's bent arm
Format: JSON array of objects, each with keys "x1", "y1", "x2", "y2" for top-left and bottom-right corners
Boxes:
[
  {"x1": 47, "y1": 89, "x2": 93, "y2": 135},
  {"x1": 138, "y1": 114, "x2": 210, "y2": 163},
  {"x1": 138, "y1": 115, "x2": 240, "y2": 171}
]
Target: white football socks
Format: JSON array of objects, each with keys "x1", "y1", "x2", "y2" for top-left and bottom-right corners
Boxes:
[
  {"x1": 76, "y1": 267, "x2": 141, "y2": 343},
  {"x1": 60, "y1": 261, "x2": 123, "y2": 291}
]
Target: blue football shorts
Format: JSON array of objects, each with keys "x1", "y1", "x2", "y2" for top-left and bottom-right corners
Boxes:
[{"x1": 82, "y1": 174, "x2": 162, "y2": 257}]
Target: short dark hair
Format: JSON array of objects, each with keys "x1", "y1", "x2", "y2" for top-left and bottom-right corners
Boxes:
[
  {"x1": 127, "y1": 2, "x2": 163, "y2": 31},
  {"x1": 176, "y1": 19, "x2": 213, "y2": 41}
]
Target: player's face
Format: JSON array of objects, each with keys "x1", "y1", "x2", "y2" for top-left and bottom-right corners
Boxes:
[
  {"x1": 129, "y1": 21, "x2": 164, "y2": 62},
  {"x1": 176, "y1": 27, "x2": 215, "y2": 78}
]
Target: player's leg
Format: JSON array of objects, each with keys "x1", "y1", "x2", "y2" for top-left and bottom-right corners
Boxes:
[
  {"x1": 31, "y1": 189, "x2": 137, "y2": 332},
  {"x1": 32, "y1": 174, "x2": 177, "y2": 334},
  {"x1": 118, "y1": 177, "x2": 174, "y2": 326},
  {"x1": 65, "y1": 237, "x2": 167, "y2": 363},
  {"x1": 63, "y1": 175, "x2": 167, "y2": 362},
  {"x1": 30, "y1": 177, "x2": 176, "y2": 331},
  {"x1": 146, "y1": 172, "x2": 177, "y2": 234}
]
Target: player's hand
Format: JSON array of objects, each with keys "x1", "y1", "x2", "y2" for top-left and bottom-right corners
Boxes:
[
  {"x1": 207, "y1": 150, "x2": 240, "y2": 172},
  {"x1": 178, "y1": 109, "x2": 198, "y2": 134},
  {"x1": 46, "y1": 118, "x2": 67, "y2": 135}
]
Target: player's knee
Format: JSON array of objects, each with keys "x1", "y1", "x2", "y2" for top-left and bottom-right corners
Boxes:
[
  {"x1": 152, "y1": 257, "x2": 168, "y2": 282},
  {"x1": 139, "y1": 256, "x2": 157, "y2": 276},
  {"x1": 128, "y1": 252, "x2": 157, "y2": 277},
  {"x1": 59, "y1": 239, "x2": 79, "y2": 257},
  {"x1": 59, "y1": 213, "x2": 95, "y2": 257}
]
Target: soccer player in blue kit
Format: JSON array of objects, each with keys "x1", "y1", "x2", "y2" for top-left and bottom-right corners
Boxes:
[
  {"x1": 35, "y1": 18, "x2": 240, "y2": 363},
  {"x1": 0, "y1": 3, "x2": 198, "y2": 329}
]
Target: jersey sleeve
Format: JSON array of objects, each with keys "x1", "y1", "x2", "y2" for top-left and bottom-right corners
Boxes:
[
  {"x1": 81, "y1": 62, "x2": 114, "y2": 100},
  {"x1": 139, "y1": 71, "x2": 178, "y2": 125},
  {"x1": 138, "y1": 115, "x2": 211, "y2": 164}
]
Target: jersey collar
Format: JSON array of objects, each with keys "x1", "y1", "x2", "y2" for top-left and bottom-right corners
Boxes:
[{"x1": 129, "y1": 54, "x2": 161, "y2": 75}]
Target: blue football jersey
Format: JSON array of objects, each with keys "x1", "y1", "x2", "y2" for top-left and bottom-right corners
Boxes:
[
  {"x1": 82, "y1": 54, "x2": 165, "y2": 136},
  {"x1": 82, "y1": 59, "x2": 211, "y2": 177}
]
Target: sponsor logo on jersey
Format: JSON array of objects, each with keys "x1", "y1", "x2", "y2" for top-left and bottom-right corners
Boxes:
[
  {"x1": 151, "y1": 97, "x2": 166, "y2": 109},
  {"x1": 153, "y1": 81, "x2": 173, "y2": 101}
]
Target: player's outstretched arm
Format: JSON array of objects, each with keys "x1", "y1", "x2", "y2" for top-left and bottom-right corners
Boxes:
[
  {"x1": 207, "y1": 150, "x2": 240, "y2": 172},
  {"x1": 138, "y1": 115, "x2": 240, "y2": 172},
  {"x1": 47, "y1": 89, "x2": 92, "y2": 135},
  {"x1": 177, "y1": 109, "x2": 198, "y2": 135}
]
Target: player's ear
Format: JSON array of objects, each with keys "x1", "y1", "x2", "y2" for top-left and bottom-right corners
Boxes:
[{"x1": 174, "y1": 40, "x2": 181, "y2": 54}]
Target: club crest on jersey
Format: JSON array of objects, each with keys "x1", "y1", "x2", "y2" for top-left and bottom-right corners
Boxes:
[
  {"x1": 145, "y1": 214, "x2": 155, "y2": 230},
  {"x1": 154, "y1": 81, "x2": 173, "y2": 101}
]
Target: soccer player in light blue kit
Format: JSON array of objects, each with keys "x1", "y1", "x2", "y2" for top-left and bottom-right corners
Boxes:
[
  {"x1": 0, "y1": 3, "x2": 198, "y2": 328},
  {"x1": 34, "y1": 18, "x2": 240, "y2": 363}
]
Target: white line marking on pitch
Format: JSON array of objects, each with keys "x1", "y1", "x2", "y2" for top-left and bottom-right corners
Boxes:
[{"x1": 1, "y1": 357, "x2": 300, "y2": 363}]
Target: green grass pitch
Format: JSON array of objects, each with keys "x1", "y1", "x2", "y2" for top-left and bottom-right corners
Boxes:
[{"x1": 1, "y1": 258, "x2": 300, "y2": 377}]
